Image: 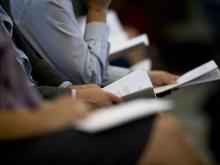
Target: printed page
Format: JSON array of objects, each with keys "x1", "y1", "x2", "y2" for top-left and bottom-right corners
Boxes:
[
  {"x1": 154, "y1": 60, "x2": 218, "y2": 94},
  {"x1": 103, "y1": 70, "x2": 153, "y2": 97},
  {"x1": 74, "y1": 99, "x2": 173, "y2": 133}
]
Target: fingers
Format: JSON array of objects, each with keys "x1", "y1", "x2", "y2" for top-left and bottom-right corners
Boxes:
[
  {"x1": 169, "y1": 74, "x2": 179, "y2": 82},
  {"x1": 105, "y1": 92, "x2": 123, "y2": 104},
  {"x1": 163, "y1": 72, "x2": 178, "y2": 84},
  {"x1": 72, "y1": 101, "x2": 90, "y2": 119},
  {"x1": 149, "y1": 71, "x2": 179, "y2": 86}
]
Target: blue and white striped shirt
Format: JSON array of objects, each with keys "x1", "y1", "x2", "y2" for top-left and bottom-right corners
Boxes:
[
  {"x1": 0, "y1": 5, "x2": 36, "y2": 86},
  {"x1": 0, "y1": 5, "x2": 76, "y2": 96},
  {"x1": 10, "y1": 0, "x2": 129, "y2": 86}
]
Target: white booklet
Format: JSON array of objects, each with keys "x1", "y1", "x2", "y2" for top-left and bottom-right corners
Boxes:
[
  {"x1": 74, "y1": 99, "x2": 173, "y2": 133},
  {"x1": 154, "y1": 60, "x2": 220, "y2": 94},
  {"x1": 103, "y1": 69, "x2": 156, "y2": 101},
  {"x1": 103, "y1": 60, "x2": 220, "y2": 100},
  {"x1": 109, "y1": 34, "x2": 149, "y2": 60}
]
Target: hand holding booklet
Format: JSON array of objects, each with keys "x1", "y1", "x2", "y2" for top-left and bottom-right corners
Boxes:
[
  {"x1": 74, "y1": 99, "x2": 173, "y2": 133},
  {"x1": 104, "y1": 69, "x2": 155, "y2": 101},
  {"x1": 104, "y1": 60, "x2": 220, "y2": 101},
  {"x1": 154, "y1": 60, "x2": 220, "y2": 94}
]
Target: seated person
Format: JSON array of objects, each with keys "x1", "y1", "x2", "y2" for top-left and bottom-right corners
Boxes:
[
  {"x1": 0, "y1": 24, "x2": 203, "y2": 165},
  {"x1": 0, "y1": 3, "x2": 122, "y2": 110},
  {"x1": 9, "y1": 0, "x2": 178, "y2": 87}
]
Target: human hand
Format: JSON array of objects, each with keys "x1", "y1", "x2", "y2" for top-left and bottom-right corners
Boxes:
[
  {"x1": 75, "y1": 84, "x2": 101, "y2": 90},
  {"x1": 41, "y1": 97, "x2": 89, "y2": 129},
  {"x1": 76, "y1": 85, "x2": 122, "y2": 109},
  {"x1": 148, "y1": 71, "x2": 179, "y2": 87}
]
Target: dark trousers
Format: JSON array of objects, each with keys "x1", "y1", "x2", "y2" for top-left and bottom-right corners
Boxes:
[{"x1": 0, "y1": 115, "x2": 155, "y2": 165}]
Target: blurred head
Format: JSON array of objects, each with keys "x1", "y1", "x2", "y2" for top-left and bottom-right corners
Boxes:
[{"x1": 0, "y1": 23, "x2": 41, "y2": 110}]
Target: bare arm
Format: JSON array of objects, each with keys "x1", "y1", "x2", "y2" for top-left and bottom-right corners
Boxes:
[{"x1": 0, "y1": 97, "x2": 88, "y2": 140}]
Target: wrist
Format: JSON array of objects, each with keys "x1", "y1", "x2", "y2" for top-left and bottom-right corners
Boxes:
[{"x1": 87, "y1": 9, "x2": 107, "y2": 22}]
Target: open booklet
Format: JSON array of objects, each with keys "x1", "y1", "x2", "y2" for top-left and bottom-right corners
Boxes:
[
  {"x1": 103, "y1": 60, "x2": 220, "y2": 101},
  {"x1": 77, "y1": 10, "x2": 149, "y2": 61},
  {"x1": 74, "y1": 99, "x2": 173, "y2": 133},
  {"x1": 103, "y1": 69, "x2": 156, "y2": 101},
  {"x1": 154, "y1": 60, "x2": 220, "y2": 94}
]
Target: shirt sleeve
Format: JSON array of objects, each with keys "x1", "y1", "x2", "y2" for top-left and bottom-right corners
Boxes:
[
  {"x1": 11, "y1": 0, "x2": 110, "y2": 85},
  {"x1": 101, "y1": 66, "x2": 130, "y2": 86},
  {"x1": 59, "y1": 81, "x2": 73, "y2": 88}
]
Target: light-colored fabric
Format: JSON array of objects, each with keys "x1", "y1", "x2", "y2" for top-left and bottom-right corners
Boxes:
[
  {"x1": 60, "y1": 81, "x2": 76, "y2": 98},
  {"x1": 10, "y1": 0, "x2": 130, "y2": 86},
  {"x1": 0, "y1": 6, "x2": 36, "y2": 86},
  {"x1": 59, "y1": 81, "x2": 73, "y2": 88},
  {"x1": 71, "y1": 89, "x2": 76, "y2": 98}
]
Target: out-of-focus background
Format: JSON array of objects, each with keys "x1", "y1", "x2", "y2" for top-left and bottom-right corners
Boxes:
[{"x1": 109, "y1": 0, "x2": 220, "y2": 164}]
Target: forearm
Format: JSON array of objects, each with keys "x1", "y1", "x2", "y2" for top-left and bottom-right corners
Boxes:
[
  {"x1": 0, "y1": 109, "x2": 66, "y2": 140},
  {"x1": 87, "y1": 10, "x2": 107, "y2": 22},
  {"x1": 85, "y1": 0, "x2": 111, "y2": 22}
]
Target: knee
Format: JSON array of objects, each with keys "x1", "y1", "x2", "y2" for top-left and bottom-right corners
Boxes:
[{"x1": 154, "y1": 114, "x2": 182, "y2": 136}]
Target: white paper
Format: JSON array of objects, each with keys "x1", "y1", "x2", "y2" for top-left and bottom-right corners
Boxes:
[
  {"x1": 182, "y1": 69, "x2": 220, "y2": 86},
  {"x1": 109, "y1": 34, "x2": 149, "y2": 59},
  {"x1": 177, "y1": 60, "x2": 218, "y2": 84},
  {"x1": 74, "y1": 99, "x2": 173, "y2": 133},
  {"x1": 130, "y1": 58, "x2": 152, "y2": 71},
  {"x1": 103, "y1": 70, "x2": 154, "y2": 98},
  {"x1": 154, "y1": 60, "x2": 219, "y2": 94}
]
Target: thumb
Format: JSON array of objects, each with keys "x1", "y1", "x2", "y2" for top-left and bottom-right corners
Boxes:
[{"x1": 106, "y1": 92, "x2": 123, "y2": 104}]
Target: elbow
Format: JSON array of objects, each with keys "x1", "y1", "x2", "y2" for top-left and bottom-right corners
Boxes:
[{"x1": 65, "y1": 62, "x2": 103, "y2": 85}]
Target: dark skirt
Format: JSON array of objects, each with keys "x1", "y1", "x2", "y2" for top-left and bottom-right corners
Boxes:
[{"x1": 0, "y1": 115, "x2": 155, "y2": 165}]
